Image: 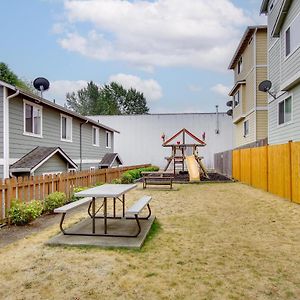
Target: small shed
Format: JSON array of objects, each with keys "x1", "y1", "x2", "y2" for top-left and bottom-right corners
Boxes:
[
  {"x1": 10, "y1": 146, "x2": 77, "y2": 177},
  {"x1": 99, "y1": 153, "x2": 123, "y2": 169}
]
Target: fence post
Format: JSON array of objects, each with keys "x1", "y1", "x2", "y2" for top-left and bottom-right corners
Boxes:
[
  {"x1": 289, "y1": 140, "x2": 293, "y2": 201},
  {"x1": 266, "y1": 145, "x2": 269, "y2": 192}
]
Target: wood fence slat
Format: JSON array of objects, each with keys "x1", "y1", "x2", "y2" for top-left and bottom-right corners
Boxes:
[
  {"x1": 251, "y1": 146, "x2": 268, "y2": 191},
  {"x1": 291, "y1": 142, "x2": 300, "y2": 204}
]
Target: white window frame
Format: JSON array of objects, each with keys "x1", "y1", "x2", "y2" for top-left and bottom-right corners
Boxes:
[
  {"x1": 90, "y1": 166, "x2": 96, "y2": 171},
  {"x1": 92, "y1": 126, "x2": 100, "y2": 147},
  {"x1": 23, "y1": 99, "x2": 43, "y2": 138},
  {"x1": 68, "y1": 168, "x2": 77, "y2": 173},
  {"x1": 243, "y1": 120, "x2": 249, "y2": 137},
  {"x1": 233, "y1": 90, "x2": 240, "y2": 108},
  {"x1": 284, "y1": 12, "x2": 300, "y2": 59},
  {"x1": 60, "y1": 114, "x2": 73, "y2": 142},
  {"x1": 106, "y1": 131, "x2": 112, "y2": 149},
  {"x1": 277, "y1": 95, "x2": 293, "y2": 127}
]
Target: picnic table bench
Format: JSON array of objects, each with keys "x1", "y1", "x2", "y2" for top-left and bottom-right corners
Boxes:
[
  {"x1": 142, "y1": 171, "x2": 174, "y2": 189},
  {"x1": 54, "y1": 184, "x2": 152, "y2": 237}
]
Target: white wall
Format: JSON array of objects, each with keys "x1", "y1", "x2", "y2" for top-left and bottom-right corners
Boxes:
[{"x1": 89, "y1": 113, "x2": 233, "y2": 170}]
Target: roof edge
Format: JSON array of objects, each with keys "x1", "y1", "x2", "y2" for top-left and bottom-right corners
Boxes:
[
  {"x1": 228, "y1": 25, "x2": 267, "y2": 70},
  {"x1": 0, "y1": 80, "x2": 119, "y2": 133}
]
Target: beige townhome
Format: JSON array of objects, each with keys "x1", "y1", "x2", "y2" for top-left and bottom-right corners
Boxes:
[{"x1": 228, "y1": 26, "x2": 268, "y2": 147}]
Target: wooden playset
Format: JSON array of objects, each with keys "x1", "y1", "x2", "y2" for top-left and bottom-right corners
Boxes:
[{"x1": 162, "y1": 128, "x2": 209, "y2": 181}]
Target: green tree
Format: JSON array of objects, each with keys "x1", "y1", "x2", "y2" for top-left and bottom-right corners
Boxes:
[
  {"x1": 0, "y1": 62, "x2": 34, "y2": 92},
  {"x1": 66, "y1": 81, "x2": 149, "y2": 115}
]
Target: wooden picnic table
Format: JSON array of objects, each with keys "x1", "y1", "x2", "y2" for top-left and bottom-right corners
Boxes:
[{"x1": 141, "y1": 171, "x2": 174, "y2": 189}]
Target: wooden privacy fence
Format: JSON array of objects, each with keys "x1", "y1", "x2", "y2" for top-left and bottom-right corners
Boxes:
[
  {"x1": 0, "y1": 164, "x2": 150, "y2": 224},
  {"x1": 232, "y1": 141, "x2": 300, "y2": 204}
]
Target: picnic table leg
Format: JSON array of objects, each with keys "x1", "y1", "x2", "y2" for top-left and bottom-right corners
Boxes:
[
  {"x1": 104, "y1": 197, "x2": 107, "y2": 234},
  {"x1": 122, "y1": 194, "x2": 125, "y2": 218},
  {"x1": 92, "y1": 197, "x2": 96, "y2": 234},
  {"x1": 113, "y1": 197, "x2": 116, "y2": 218}
]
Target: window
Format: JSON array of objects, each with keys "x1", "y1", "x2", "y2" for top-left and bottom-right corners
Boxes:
[
  {"x1": 237, "y1": 57, "x2": 243, "y2": 74},
  {"x1": 278, "y1": 96, "x2": 292, "y2": 125},
  {"x1": 269, "y1": 0, "x2": 278, "y2": 12},
  {"x1": 90, "y1": 166, "x2": 96, "y2": 171},
  {"x1": 243, "y1": 120, "x2": 249, "y2": 137},
  {"x1": 24, "y1": 101, "x2": 42, "y2": 137},
  {"x1": 61, "y1": 114, "x2": 72, "y2": 142},
  {"x1": 233, "y1": 90, "x2": 240, "y2": 107},
  {"x1": 285, "y1": 14, "x2": 300, "y2": 57},
  {"x1": 106, "y1": 131, "x2": 112, "y2": 148},
  {"x1": 92, "y1": 126, "x2": 99, "y2": 146}
]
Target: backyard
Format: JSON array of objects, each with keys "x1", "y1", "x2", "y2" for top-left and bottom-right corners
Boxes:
[{"x1": 1, "y1": 182, "x2": 300, "y2": 299}]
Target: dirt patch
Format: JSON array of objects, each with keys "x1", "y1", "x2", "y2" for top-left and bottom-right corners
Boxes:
[{"x1": 1, "y1": 182, "x2": 300, "y2": 299}]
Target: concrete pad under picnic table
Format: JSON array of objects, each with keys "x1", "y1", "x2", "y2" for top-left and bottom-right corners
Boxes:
[{"x1": 46, "y1": 216, "x2": 155, "y2": 249}]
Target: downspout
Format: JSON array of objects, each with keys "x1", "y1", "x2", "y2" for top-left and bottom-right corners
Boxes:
[
  {"x1": 79, "y1": 120, "x2": 88, "y2": 171},
  {"x1": 3, "y1": 87, "x2": 20, "y2": 178}
]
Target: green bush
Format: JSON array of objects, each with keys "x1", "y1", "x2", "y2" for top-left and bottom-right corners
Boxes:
[
  {"x1": 119, "y1": 166, "x2": 160, "y2": 184},
  {"x1": 112, "y1": 178, "x2": 122, "y2": 184},
  {"x1": 71, "y1": 186, "x2": 89, "y2": 202},
  {"x1": 44, "y1": 192, "x2": 67, "y2": 213},
  {"x1": 9, "y1": 199, "x2": 43, "y2": 225},
  {"x1": 121, "y1": 173, "x2": 134, "y2": 184}
]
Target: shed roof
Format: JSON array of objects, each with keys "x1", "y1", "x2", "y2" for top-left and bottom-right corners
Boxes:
[
  {"x1": 10, "y1": 146, "x2": 77, "y2": 173},
  {"x1": 0, "y1": 80, "x2": 119, "y2": 133},
  {"x1": 99, "y1": 153, "x2": 123, "y2": 167}
]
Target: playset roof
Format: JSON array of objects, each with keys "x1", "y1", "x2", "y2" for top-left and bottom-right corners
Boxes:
[{"x1": 162, "y1": 128, "x2": 206, "y2": 147}]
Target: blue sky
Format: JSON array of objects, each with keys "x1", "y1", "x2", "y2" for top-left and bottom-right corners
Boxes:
[{"x1": 0, "y1": 0, "x2": 266, "y2": 113}]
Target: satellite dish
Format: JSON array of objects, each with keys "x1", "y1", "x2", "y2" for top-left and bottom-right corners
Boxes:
[
  {"x1": 259, "y1": 80, "x2": 272, "y2": 92},
  {"x1": 227, "y1": 109, "x2": 233, "y2": 116},
  {"x1": 33, "y1": 77, "x2": 50, "y2": 97},
  {"x1": 226, "y1": 100, "x2": 233, "y2": 107}
]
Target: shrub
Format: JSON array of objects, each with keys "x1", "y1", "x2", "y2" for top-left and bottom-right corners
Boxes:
[
  {"x1": 44, "y1": 192, "x2": 67, "y2": 213},
  {"x1": 9, "y1": 200, "x2": 43, "y2": 225},
  {"x1": 121, "y1": 173, "x2": 134, "y2": 184},
  {"x1": 120, "y1": 166, "x2": 160, "y2": 184},
  {"x1": 112, "y1": 178, "x2": 121, "y2": 184},
  {"x1": 71, "y1": 186, "x2": 89, "y2": 202},
  {"x1": 127, "y1": 169, "x2": 141, "y2": 180}
]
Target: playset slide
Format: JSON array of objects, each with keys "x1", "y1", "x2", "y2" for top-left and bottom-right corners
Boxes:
[{"x1": 186, "y1": 155, "x2": 200, "y2": 181}]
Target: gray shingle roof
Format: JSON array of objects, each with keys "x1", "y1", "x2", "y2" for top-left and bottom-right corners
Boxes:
[
  {"x1": 99, "y1": 153, "x2": 123, "y2": 167},
  {"x1": 10, "y1": 146, "x2": 77, "y2": 172}
]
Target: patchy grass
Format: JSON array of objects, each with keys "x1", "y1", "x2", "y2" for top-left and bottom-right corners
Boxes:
[{"x1": 1, "y1": 182, "x2": 300, "y2": 299}]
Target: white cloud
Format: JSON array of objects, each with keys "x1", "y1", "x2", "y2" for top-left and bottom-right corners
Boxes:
[
  {"x1": 55, "y1": 0, "x2": 253, "y2": 71},
  {"x1": 108, "y1": 73, "x2": 162, "y2": 101},
  {"x1": 211, "y1": 83, "x2": 231, "y2": 97},
  {"x1": 187, "y1": 84, "x2": 202, "y2": 93},
  {"x1": 46, "y1": 80, "x2": 88, "y2": 104}
]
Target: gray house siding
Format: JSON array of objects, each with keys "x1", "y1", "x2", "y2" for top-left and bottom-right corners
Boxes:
[
  {"x1": 280, "y1": 0, "x2": 300, "y2": 84},
  {"x1": 0, "y1": 86, "x2": 3, "y2": 159},
  {"x1": 268, "y1": 0, "x2": 284, "y2": 41},
  {"x1": 269, "y1": 85, "x2": 300, "y2": 144},
  {"x1": 33, "y1": 153, "x2": 69, "y2": 176},
  {"x1": 0, "y1": 166, "x2": 3, "y2": 179},
  {"x1": 8, "y1": 95, "x2": 113, "y2": 171},
  {"x1": 269, "y1": 40, "x2": 281, "y2": 94},
  {"x1": 267, "y1": 0, "x2": 300, "y2": 144}
]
